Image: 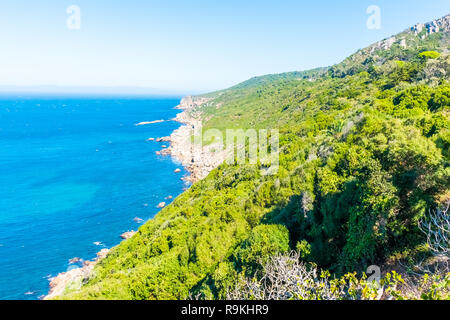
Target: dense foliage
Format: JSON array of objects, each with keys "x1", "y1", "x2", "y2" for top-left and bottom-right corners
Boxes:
[{"x1": 59, "y1": 20, "x2": 450, "y2": 300}]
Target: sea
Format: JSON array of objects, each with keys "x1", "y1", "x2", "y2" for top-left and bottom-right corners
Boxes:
[{"x1": 0, "y1": 95, "x2": 189, "y2": 299}]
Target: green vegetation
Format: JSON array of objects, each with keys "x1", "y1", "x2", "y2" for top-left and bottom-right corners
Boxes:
[
  {"x1": 227, "y1": 251, "x2": 450, "y2": 300},
  {"x1": 419, "y1": 51, "x2": 441, "y2": 60},
  {"x1": 58, "y1": 18, "x2": 450, "y2": 300}
]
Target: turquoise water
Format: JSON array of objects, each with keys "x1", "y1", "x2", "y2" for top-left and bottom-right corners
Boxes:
[{"x1": 0, "y1": 95, "x2": 189, "y2": 299}]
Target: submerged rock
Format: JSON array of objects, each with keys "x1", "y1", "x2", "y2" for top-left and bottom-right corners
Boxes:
[
  {"x1": 156, "y1": 137, "x2": 171, "y2": 142},
  {"x1": 157, "y1": 202, "x2": 166, "y2": 208},
  {"x1": 160, "y1": 149, "x2": 171, "y2": 156},
  {"x1": 68, "y1": 257, "x2": 82, "y2": 265}
]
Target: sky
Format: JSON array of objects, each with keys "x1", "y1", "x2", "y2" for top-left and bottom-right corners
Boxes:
[{"x1": 0, "y1": 0, "x2": 449, "y2": 94}]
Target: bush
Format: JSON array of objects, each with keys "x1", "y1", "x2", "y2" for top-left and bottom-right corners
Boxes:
[
  {"x1": 419, "y1": 51, "x2": 441, "y2": 60},
  {"x1": 232, "y1": 225, "x2": 290, "y2": 276}
]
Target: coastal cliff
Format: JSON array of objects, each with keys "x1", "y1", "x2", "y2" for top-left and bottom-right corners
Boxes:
[
  {"x1": 44, "y1": 14, "x2": 450, "y2": 300},
  {"x1": 163, "y1": 96, "x2": 228, "y2": 182}
]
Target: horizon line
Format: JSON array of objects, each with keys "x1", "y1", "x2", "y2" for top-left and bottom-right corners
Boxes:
[{"x1": 0, "y1": 85, "x2": 203, "y2": 97}]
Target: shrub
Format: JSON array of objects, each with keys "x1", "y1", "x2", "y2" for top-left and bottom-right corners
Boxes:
[
  {"x1": 419, "y1": 51, "x2": 441, "y2": 60},
  {"x1": 232, "y1": 225, "x2": 290, "y2": 276}
]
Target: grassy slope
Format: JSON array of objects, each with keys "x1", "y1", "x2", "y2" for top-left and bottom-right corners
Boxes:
[{"x1": 61, "y1": 18, "x2": 450, "y2": 299}]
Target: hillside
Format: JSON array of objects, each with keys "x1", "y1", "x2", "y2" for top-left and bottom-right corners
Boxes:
[{"x1": 54, "y1": 15, "x2": 449, "y2": 300}]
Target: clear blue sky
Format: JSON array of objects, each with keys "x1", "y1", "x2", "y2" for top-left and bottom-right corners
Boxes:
[{"x1": 0, "y1": 0, "x2": 449, "y2": 94}]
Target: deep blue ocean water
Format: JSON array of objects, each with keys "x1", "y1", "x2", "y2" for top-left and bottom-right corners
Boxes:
[{"x1": 0, "y1": 95, "x2": 188, "y2": 299}]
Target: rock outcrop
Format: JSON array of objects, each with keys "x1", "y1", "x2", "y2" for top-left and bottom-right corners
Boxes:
[
  {"x1": 44, "y1": 248, "x2": 110, "y2": 300},
  {"x1": 176, "y1": 96, "x2": 210, "y2": 110},
  {"x1": 133, "y1": 217, "x2": 144, "y2": 223},
  {"x1": 349, "y1": 14, "x2": 450, "y2": 65},
  {"x1": 120, "y1": 231, "x2": 136, "y2": 239},
  {"x1": 411, "y1": 14, "x2": 450, "y2": 35},
  {"x1": 68, "y1": 257, "x2": 82, "y2": 265},
  {"x1": 157, "y1": 202, "x2": 166, "y2": 208}
]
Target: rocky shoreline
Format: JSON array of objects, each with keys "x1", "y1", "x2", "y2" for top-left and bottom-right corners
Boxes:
[
  {"x1": 161, "y1": 96, "x2": 228, "y2": 183},
  {"x1": 44, "y1": 248, "x2": 110, "y2": 300},
  {"x1": 43, "y1": 95, "x2": 225, "y2": 299}
]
